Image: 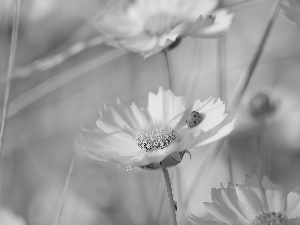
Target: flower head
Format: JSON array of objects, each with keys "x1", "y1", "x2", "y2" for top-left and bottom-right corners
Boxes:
[
  {"x1": 282, "y1": 0, "x2": 300, "y2": 26},
  {"x1": 78, "y1": 87, "x2": 234, "y2": 170},
  {"x1": 189, "y1": 175, "x2": 300, "y2": 225},
  {"x1": 93, "y1": 0, "x2": 233, "y2": 57}
]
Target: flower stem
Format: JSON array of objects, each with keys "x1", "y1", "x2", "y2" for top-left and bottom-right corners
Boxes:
[
  {"x1": 162, "y1": 168, "x2": 177, "y2": 225},
  {"x1": 0, "y1": 0, "x2": 21, "y2": 204},
  {"x1": 54, "y1": 156, "x2": 76, "y2": 225},
  {"x1": 217, "y1": 35, "x2": 227, "y2": 103},
  {"x1": 230, "y1": 0, "x2": 282, "y2": 110},
  {"x1": 163, "y1": 50, "x2": 173, "y2": 91}
]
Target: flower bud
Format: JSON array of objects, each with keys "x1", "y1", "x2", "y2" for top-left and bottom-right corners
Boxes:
[
  {"x1": 248, "y1": 92, "x2": 276, "y2": 119},
  {"x1": 140, "y1": 150, "x2": 191, "y2": 170}
]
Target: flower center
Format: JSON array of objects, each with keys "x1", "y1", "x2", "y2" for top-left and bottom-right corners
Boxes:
[
  {"x1": 135, "y1": 123, "x2": 178, "y2": 152},
  {"x1": 251, "y1": 212, "x2": 287, "y2": 225},
  {"x1": 144, "y1": 13, "x2": 182, "y2": 36}
]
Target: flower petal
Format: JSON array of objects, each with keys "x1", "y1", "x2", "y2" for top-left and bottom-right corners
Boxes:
[
  {"x1": 175, "y1": 0, "x2": 219, "y2": 21},
  {"x1": 147, "y1": 87, "x2": 186, "y2": 124},
  {"x1": 130, "y1": 102, "x2": 149, "y2": 128},
  {"x1": 235, "y1": 183, "x2": 264, "y2": 219},
  {"x1": 78, "y1": 124, "x2": 144, "y2": 166},
  {"x1": 173, "y1": 97, "x2": 214, "y2": 131},
  {"x1": 184, "y1": 9, "x2": 233, "y2": 38},
  {"x1": 197, "y1": 99, "x2": 226, "y2": 132},
  {"x1": 203, "y1": 202, "x2": 237, "y2": 224},
  {"x1": 261, "y1": 176, "x2": 286, "y2": 212},
  {"x1": 188, "y1": 214, "x2": 228, "y2": 225},
  {"x1": 243, "y1": 175, "x2": 268, "y2": 211},
  {"x1": 220, "y1": 183, "x2": 251, "y2": 224},
  {"x1": 137, "y1": 141, "x2": 180, "y2": 165},
  {"x1": 194, "y1": 120, "x2": 235, "y2": 147},
  {"x1": 286, "y1": 185, "x2": 300, "y2": 218}
]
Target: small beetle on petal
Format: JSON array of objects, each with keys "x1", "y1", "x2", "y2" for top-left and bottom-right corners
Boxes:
[{"x1": 186, "y1": 111, "x2": 205, "y2": 128}]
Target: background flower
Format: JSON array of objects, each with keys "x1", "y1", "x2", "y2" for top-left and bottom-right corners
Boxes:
[
  {"x1": 189, "y1": 175, "x2": 300, "y2": 225},
  {"x1": 93, "y1": 0, "x2": 233, "y2": 57},
  {"x1": 78, "y1": 87, "x2": 234, "y2": 169}
]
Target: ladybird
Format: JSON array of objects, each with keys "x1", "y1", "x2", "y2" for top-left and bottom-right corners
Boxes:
[{"x1": 186, "y1": 111, "x2": 204, "y2": 128}]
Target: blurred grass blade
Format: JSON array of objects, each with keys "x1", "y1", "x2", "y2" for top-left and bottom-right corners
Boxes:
[
  {"x1": 54, "y1": 156, "x2": 76, "y2": 225},
  {"x1": 217, "y1": 35, "x2": 227, "y2": 103},
  {"x1": 0, "y1": 0, "x2": 21, "y2": 203},
  {"x1": 8, "y1": 49, "x2": 127, "y2": 119},
  {"x1": 11, "y1": 37, "x2": 106, "y2": 79}
]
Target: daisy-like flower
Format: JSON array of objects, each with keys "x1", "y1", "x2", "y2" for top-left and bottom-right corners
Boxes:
[
  {"x1": 189, "y1": 175, "x2": 300, "y2": 225},
  {"x1": 282, "y1": 0, "x2": 300, "y2": 26},
  {"x1": 93, "y1": 0, "x2": 233, "y2": 57},
  {"x1": 78, "y1": 87, "x2": 234, "y2": 170}
]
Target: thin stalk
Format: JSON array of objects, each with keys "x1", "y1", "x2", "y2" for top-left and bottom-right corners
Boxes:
[
  {"x1": 230, "y1": 0, "x2": 282, "y2": 110},
  {"x1": 163, "y1": 50, "x2": 173, "y2": 91},
  {"x1": 217, "y1": 35, "x2": 227, "y2": 103},
  {"x1": 54, "y1": 156, "x2": 76, "y2": 225},
  {"x1": 257, "y1": 120, "x2": 267, "y2": 182},
  {"x1": 0, "y1": 0, "x2": 21, "y2": 203},
  {"x1": 148, "y1": 173, "x2": 162, "y2": 223},
  {"x1": 162, "y1": 168, "x2": 177, "y2": 225}
]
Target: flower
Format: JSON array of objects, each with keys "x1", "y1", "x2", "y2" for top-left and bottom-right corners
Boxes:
[
  {"x1": 282, "y1": 0, "x2": 300, "y2": 26},
  {"x1": 93, "y1": 0, "x2": 233, "y2": 57},
  {"x1": 78, "y1": 87, "x2": 234, "y2": 170},
  {"x1": 188, "y1": 175, "x2": 300, "y2": 225},
  {"x1": 247, "y1": 92, "x2": 277, "y2": 119}
]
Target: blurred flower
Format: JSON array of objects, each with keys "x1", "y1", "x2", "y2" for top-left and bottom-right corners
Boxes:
[
  {"x1": 93, "y1": 0, "x2": 233, "y2": 57},
  {"x1": 78, "y1": 87, "x2": 234, "y2": 170},
  {"x1": 0, "y1": 208, "x2": 26, "y2": 225},
  {"x1": 247, "y1": 92, "x2": 277, "y2": 119},
  {"x1": 282, "y1": 0, "x2": 300, "y2": 26},
  {"x1": 189, "y1": 175, "x2": 300, "y2": 225}
]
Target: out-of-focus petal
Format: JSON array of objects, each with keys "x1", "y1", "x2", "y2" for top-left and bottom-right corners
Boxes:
[
  {"x1": 175, "y1": 0, "x2": 219, "y2": 21},
  {"x1": 234, "y1": 185, "x2": 264, "y2": 219},
  {"x1": 262, "y1": 176, "x2": 286, "y2": 212},
  {"x1": 286, "y1": 185, "x2": 300, "y2": 218},
  {"x1": 185, "y1": 9, "x2": 233, "y2": 38},
  {"x1": 203, "y1": 202, "x2": 237, "y2": 224},
  {"x1": 188, "y1": 214, "x2": 228, "y2": 225}
]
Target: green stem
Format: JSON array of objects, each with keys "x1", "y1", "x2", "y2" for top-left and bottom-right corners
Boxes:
[
  {"x1": 217, "y1": 35, "x2": 227, "y2": 103},
  {"x1": 54, "y1": 156, "x2": 76, "y2": 225},
  {"x1": 230, "y1": 0, "x2": 282, "y2": 110},
  {"x1": 163, "y1": 50, "x2": 173, "y2": 91},
  {"x1": 0, "y1": 0, "x2": 21, "y2": 204},
  {"x1": 162, "y1": 168, "x2": 177, "y2": 225}
]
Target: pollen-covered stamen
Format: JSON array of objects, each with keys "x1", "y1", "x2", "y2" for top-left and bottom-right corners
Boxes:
[
  {"x1": 251, "y1": 211, "x2": 287, "y2": 225},
  {"x1": 136, "y1": 123, "x2": 178, "y2": 152},
  {"x1": 144, "y1": 13, "x2": 182, "y2": 36}
]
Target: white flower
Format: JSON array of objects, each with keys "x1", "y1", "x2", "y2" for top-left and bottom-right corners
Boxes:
[
  {"x1": 78, "y1": 87, "x2": 234, "y2": 169},
  {"x1": 189, "y1": 175, "x2": 300, "y2": 225},
  {"x1": 93, "y1": 0, "x2": 233, "y2": 57},
  {"x1": 282, "y1": 0, "x2": 300, "y2": 26}
]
